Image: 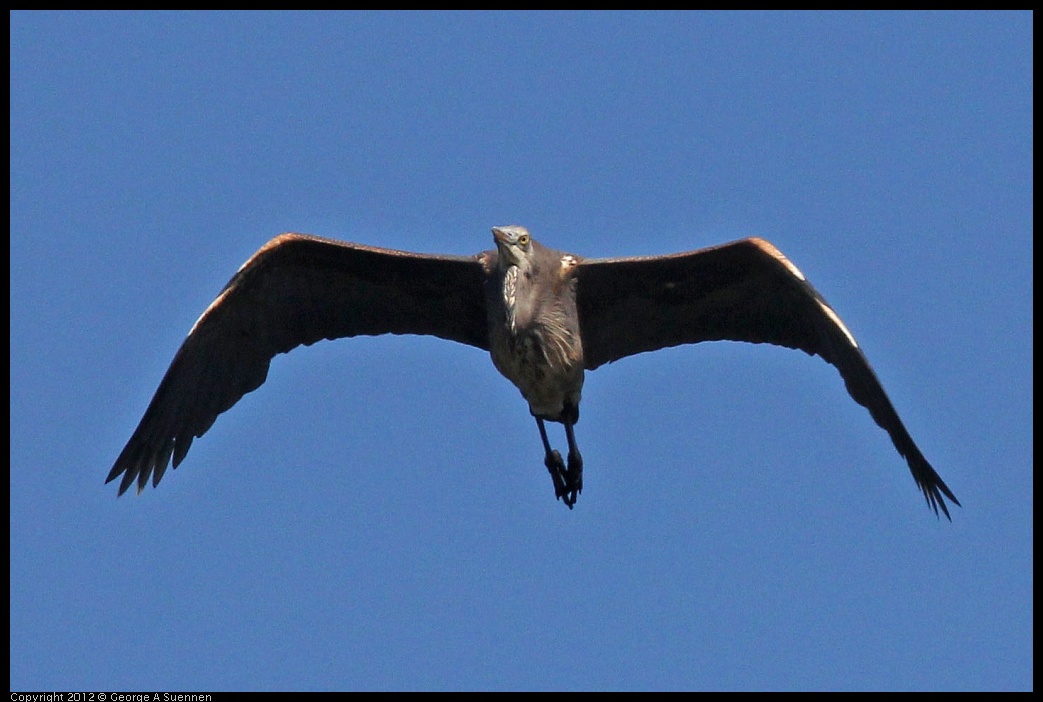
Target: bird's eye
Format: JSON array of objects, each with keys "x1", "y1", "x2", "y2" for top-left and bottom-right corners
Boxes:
[{"x1": 518, "y1": 234, "x2": 530, "y2": 246}]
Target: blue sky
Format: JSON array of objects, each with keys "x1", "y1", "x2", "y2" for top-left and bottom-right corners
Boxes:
[{"x1": 10, "y1": 11, "x2": 1031, "y2": 691}]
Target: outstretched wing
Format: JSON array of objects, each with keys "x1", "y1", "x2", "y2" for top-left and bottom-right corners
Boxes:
[
  {"x1": 575, "y1": 237, "x2": 959, "y2": 518},
  {"x1": 108, "y1": 233, "x2": 488, "y2": 495}
]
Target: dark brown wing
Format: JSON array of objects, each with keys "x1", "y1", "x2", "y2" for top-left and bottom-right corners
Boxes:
[
  {"x1": 108, "y1": 233, "x2": 488, "y2": 495},
  {"x1": 575, "y1": 237, "x2": 959, "y2": 519}
]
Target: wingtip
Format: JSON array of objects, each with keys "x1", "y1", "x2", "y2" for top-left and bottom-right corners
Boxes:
[
  {"x1": 936, "y1": 496, "x2": 953, "y2": 522},
  {"x1": 935, "y1": 478, "x2": 960, "y2": 521},
  {"x1": 105, "y1": 471, "x2": 126, "y2": 497},
  {"x1": 107, "y1": 472, "x2": 129, "y2": 497},
  {"x1": 905, "y1": 445, "x2": 959, "y2": 521},
  {"x1": 923, "y1": 481, "x2": 958, "y2": 521}
]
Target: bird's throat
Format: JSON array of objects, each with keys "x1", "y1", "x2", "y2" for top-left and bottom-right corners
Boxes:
[{"x1": 503, "y1": 265, "x2": 519, "y2": 335}]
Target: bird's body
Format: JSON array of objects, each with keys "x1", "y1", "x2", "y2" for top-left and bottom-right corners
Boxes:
[
  {"x1": 483, "y1": 227, "x2": 584, "y2": 422},
  {"x1": 108, "y1": 226, "x2": 960, "y2": 518}
]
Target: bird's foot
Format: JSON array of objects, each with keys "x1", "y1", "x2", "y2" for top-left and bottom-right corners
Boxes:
[
  {"x1": 563, "y1": 449, "x2": 583, "y2": 508},
  {"x1": 544, "y1": 450, "x2": 573, "y2": 509}
]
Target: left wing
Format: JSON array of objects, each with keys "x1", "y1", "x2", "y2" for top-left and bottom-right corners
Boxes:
[{"x1": 575, "y1": 238, "x2": 959, "y2": 518}]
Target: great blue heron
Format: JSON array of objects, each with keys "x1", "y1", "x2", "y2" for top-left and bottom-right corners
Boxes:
[{"x1": 108, "y1": 226, "x2": 960, "y2": 518}]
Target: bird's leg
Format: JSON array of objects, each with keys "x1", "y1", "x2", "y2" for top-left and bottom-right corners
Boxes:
[
  {"x1": 536, "y1": 417, "x2": 570, "y2": 508},
  {"x1": 562, "y1": 404, "x2": 583, "y2": 505}
]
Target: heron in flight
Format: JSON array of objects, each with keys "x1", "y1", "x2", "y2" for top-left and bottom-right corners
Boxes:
[{"x1": 108, "y1": 226, "x2": 959, "y2": 518}]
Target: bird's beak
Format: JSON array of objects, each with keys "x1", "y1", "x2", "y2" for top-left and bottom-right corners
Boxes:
[{"x1": 492, "y1": 226, "x2": 527, "y2": 266}]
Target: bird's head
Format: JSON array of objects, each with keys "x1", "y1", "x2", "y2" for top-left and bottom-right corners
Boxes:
[{"x1": 492, "y1": 225, "x2": 533, "y2": 267}]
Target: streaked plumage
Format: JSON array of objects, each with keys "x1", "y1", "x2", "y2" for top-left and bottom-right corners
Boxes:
[{"x1": 108, "y1": 226, "x2": 959, "y2": 518}]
